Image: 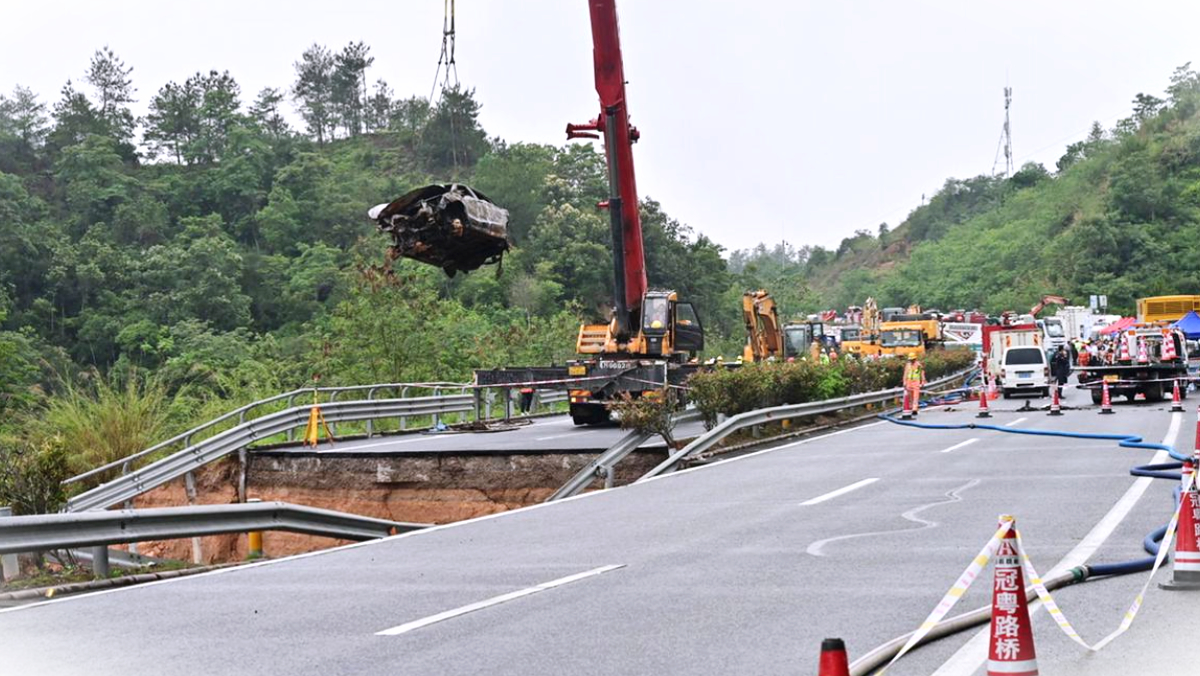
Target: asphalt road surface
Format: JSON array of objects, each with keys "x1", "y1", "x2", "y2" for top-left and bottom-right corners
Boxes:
[
  {"x1": 2, "y1": 387, "x2": 1195, "y2": 676},
  {"x1": 272, "y1": 413, "x2": 711, "y2": 455}
]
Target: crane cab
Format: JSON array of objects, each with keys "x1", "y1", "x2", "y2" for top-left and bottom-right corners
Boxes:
[{"x1": 577, "y1": 290, "x2": 704, "y2": 360}]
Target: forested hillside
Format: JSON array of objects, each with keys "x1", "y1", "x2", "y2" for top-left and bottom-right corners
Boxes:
[{"x1": 748, "y1": 63, "x2": 1200, "y2": 316}]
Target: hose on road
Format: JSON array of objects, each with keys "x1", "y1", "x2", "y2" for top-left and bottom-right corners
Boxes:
[{"x1": 848, "y1": 407, "x2": 1188, "y2": 675}]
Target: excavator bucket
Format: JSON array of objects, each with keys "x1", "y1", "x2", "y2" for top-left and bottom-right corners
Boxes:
[{"x1": 368, "y1": 184, "x2": 510, "y2": 276}]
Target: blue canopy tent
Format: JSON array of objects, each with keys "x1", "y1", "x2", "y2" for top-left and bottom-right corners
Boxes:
[{"x1": 1171, "y1": 311, "x2": 1200, "y2": 339}]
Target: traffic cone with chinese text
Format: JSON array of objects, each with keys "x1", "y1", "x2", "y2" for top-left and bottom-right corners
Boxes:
[
  {"x1": 1137, "y1": 337, "x2": 1149, "y2": 364},
  {"x1": 1047, "y1": 385, "x2": 1062, "y2": 416},
  {"x1": 978, "y1": 379, "x2": 993, "y2": 419},
  {"x1": 1171, "y1": 379, "x2": 1184, "y2": 413},
  {"x1": 1118, "y1": 335, "x2": 1131, "y2": 362},
  {"x1": 988, "y1": 515, "x2": 1038, "y2": 676},
  {"x1": 1099, "y1": 381, "x2": 1114, "y2": 415},
  {"x1": 816, "y1": 638, "x2": 850, "y2": 676},
  {"x1": 1160, "y1": 459, "x2": 1200, "y2": 591}
]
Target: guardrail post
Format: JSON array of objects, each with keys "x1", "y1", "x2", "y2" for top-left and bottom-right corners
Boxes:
[
  {"x1": 237, "y1": 449, "x2": 248, "y2": 503},
  {"x1": 91, "y1": 545, "x2": 110, "y2": 579},
  {"x1": 0, "y1": 507, "x2": 19, "y2": 581},
  {"x1": 473, "y1": 388, "x2": 484, "y2": 422},
  {"x1": 504, "y1": 388, "x2": 513, "y2": 420},
  {"x1": 366, "y1": 387, "x2": 377, "y2": 437},
  {"x1": 185, "y1": 471, "x2": 202, "y2": 565},
  {"x1": 246, "y1": 498, "x2": 264, "y2": 559},
  {"x1": 327, "y1": 391, "x2": 340, "y2": 436},
  {"x1": 286, "y1": 394, "x2": 298, "y2": 441},
  {"x1": 400, "y1": 387, "x2": 409, "y2": 430},
  {"x1": 433, "y1": 388, "x2": 442, "y2": 427}
]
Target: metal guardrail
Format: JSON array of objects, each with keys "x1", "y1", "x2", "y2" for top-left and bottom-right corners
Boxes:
[
  {"x1": 64, "y1": 381, "x2": 476, "y2": 487},
  {"x1": 546, "y1": 410, "x2": 703, "y2": 502},
  {"x1": 0, "y1": 502, "x2": 427, "y2": 555},
  {"x1": 66, "y1": 387, "x2": 569, "y2": 514},
  {"x1": 67, "y1": 395, "x2": 473, "y2": 513},
  {"x1": 637, "y1": 369, "x2": 973, "y2": 481}
]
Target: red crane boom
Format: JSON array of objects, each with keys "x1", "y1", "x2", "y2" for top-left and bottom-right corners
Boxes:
[{"x1": 567, "y1": 0, "x2": 647, "y2": 339}]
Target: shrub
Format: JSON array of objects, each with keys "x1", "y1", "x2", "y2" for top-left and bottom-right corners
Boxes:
[{"x1": 686, "y1": 349, "x2": 976, "y2": 427}]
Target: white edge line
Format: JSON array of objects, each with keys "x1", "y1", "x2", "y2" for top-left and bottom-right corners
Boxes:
[
  {"x1": 939, "y1": 438, "x2": 979, "y2": 454},
  {"x1": 800, "y1": 477, "x2": 880, "y2": 506},
  {"x1": 1004, "y1": 417, "x2": 1027, "y2": 427},
  {"x1": 931, "y1": 412, "x2": 1182, "y2": 676},
  {"x1": 0, "y1": 419, "x2": 887, "y2": 615},
  {"x1": 375, "y1": 564, "x2": 624, "y2": 636}
]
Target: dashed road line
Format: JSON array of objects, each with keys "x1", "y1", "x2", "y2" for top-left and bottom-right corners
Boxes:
[
  {"x1": 800, "y1": 478, "x2": 880, "y2": 506},
  {"x1": 939, "y1": 438, "x2": 979, "y2": 454}
]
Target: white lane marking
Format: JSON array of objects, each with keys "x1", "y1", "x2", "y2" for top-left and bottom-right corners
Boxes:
[
  {"x1": 535, "y1": 433, "x2": 581, "y2": 441},
  {"x1": 0, "y1": 419, "x2": 888, "y2": 613},
  {"x1": 940, "y1": 438, "x2": 979, "y2": 454},
  {"x1": 800, "y1": 478, "x2": 880, "y2": 506},
  {"x1": 808, "y1": 479, "x2": 980, "y2": 557},
  {"x1": 638, "y1": 420, "x2": 891, "y2": 485},
  {"x1": 375, "y1": 564, "x2": 624, "y2": 636},
  {"x1": 1004, "y1": 417, "x2": 1027, "y2": 427},
  {"x1": 931, "y1": 412, "x2": 1181, "y2": 676}
]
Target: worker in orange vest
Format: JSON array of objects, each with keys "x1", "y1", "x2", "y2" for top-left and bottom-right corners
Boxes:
[{"x1": 903, "y1": 353, "x2": 925, "y2": 412}]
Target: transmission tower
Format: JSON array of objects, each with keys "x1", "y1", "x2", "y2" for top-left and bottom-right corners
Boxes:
[{"x1": 992, "y1": 86, "x2": 1014, "y2": 177}]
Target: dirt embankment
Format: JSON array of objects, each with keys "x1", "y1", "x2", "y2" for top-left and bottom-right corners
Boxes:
[{"x1": 128, "y1": 450, "x2": 664, "y2": 563}]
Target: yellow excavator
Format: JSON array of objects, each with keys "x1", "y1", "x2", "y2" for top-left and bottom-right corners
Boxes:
[
  {"x1": 841, "y1": 298, "x2": 883, "y2": 357},
  {"x1": 741, "y1": 290, "x2": 828, "y2": 362}
]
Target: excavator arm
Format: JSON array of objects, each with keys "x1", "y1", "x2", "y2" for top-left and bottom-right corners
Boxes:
[
  {"x1": 742, "y1": 290, "x2": 783, "y2": 362},
  {"x1": 1030, "y1": 294, "x2": 1070, "y2": 317}
]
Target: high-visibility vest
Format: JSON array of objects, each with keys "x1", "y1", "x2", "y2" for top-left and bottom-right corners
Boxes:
[{"x1": 905, "y1": 364, "x2": 924, "y2": 383}]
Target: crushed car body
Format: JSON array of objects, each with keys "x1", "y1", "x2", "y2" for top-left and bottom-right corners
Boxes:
[{"x1": 368, "y1": 184, "x2": 511, "y2": 276}]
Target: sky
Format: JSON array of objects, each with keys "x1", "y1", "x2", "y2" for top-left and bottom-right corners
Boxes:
[{"x1": 3, "y1": 0, "x2": 1200, "y2": 255}]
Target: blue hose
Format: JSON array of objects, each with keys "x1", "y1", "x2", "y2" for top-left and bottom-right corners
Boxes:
[{"x1": 879, "y1": 405, "x2": 1189, "y2": 578}]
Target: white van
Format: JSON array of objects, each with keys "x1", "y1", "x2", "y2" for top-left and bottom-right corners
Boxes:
[{"x1": 999, "y1": 346, "x2": 1050, "y2": 398}]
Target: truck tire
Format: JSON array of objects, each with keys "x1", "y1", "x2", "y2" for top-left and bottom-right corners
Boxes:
[
  {"x1": 1002, "y1": 390, "x2": 1011, "y2": 399},
  {"x1": 571, "y1": 404, "x2": 611, "y2": 426},
  {"x1": 1145, "y1": 383, "x2": 1164, "y2": 403},
  {"x1": 1091, "y1": 389, "x2": 1104, "y2": 405}
]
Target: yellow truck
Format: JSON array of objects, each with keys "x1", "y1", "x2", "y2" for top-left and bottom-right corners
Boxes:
[{"x1": 880, "y1": 315, "x2": 943, "y2": 358}]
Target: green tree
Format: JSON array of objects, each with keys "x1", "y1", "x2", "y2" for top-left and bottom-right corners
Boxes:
[{"x1": 292, "y1": 43, "x2": 335, "y2": 144}]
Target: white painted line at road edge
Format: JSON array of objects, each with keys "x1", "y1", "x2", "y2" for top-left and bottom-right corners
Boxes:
[
  {"x1": 940, "y1": 438, "x2": 979, "y2": 454},
  {"x1": 1004, "y1": 417, "x2": 1027, "y2": 427},
  {"x1": 930, "y1": 412, "x2": 1181, "y2": 676},
  {"x1": 0, "y1": 418, "x2": 886, "y2": 614},
  {"x1": 800, "y1": 478, "x2": 880, "y2": 506},
  {"x1": 375, "y1": 564, "x2": 624, "y2": 636}
]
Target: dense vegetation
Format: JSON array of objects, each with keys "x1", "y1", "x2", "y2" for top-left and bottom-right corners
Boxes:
[{"x1": 730, "y1": 64, "x2": 1200, "y2": 317}]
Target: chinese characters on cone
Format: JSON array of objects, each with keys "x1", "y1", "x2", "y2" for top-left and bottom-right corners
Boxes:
[{"x1": 988, "y1": 515, "x2": 1038, "y2": 676}]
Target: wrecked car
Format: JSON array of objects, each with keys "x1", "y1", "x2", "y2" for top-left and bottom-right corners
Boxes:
[{"x1": 368, "y1": 184, "x2": 511, "y2": 276}]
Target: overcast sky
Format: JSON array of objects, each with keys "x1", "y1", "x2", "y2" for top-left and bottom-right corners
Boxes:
[{"x1": 3, "y1": 0, "x2": 1199, "y2": 254}]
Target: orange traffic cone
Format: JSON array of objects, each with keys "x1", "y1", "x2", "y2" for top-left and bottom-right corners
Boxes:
[
  {"x1": 1137, "y1": 337, "x2": 1149, "y2": 364},
  {"x1": 1048, "y1": 385, "x2": 1062, "y2": 416},
  {"x1": 1171, "y1": 379, "x2": 1184, "y2": 413},
  {"x1": 1118, "y1": 334, "x2": 1131, "y2": 362},
  {"x1": 817, "y1": 638, "x2": 850, "y2": 676},
  {"x1": 1160, "y1": 459, "x2": 1200, "y2": 591},
  {"x1": 988, "y1": 516, "x2": 1039, "y2": 676},
  {"x1": 978, "y1": 379, "x2": 993, "y2": 419},
  {"x1": 1098, "y1": 381, "x2": 1114, "y2": 415},
  {"x1": 1163, "y1": 329, "x2": 1178, "y2": 361}
]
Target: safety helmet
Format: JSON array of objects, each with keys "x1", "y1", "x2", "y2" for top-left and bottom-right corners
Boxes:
[{"x1": 908, "y1": 353, "x2": 918, "y2": 361}]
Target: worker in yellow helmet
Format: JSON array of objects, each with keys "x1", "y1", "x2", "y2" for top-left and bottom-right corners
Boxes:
[{"x1": 903, "y1": 352, "x2": 926, "y2": 417}]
